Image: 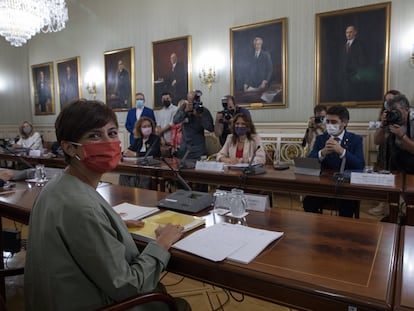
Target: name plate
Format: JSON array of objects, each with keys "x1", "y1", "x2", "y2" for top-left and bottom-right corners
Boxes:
[
  {"x1": 350, "y1": 172, "x2": 395, "y2": 187},
  {"x1": 29, "y1": 150, "x2": 41, "y2": 157},
  {"x1": 195, "y1": 161, "x2": 224, "y2": 172},
  {"x1": 244, "y1": 193, "x2": 270, "y2": 212}
]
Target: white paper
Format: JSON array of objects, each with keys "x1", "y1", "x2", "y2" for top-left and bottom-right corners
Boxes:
[
  {"x1": 112, "y1": 202, "x2": 159, "y2": 221},
  {"x1": 173, "y1": 222, "x2": 283, "y2": 264},
  {"x1": 350, "y1": 172, "x2": 395, "y2": 187},
  {"x1": 195, "y1": 161, "x2": 224, "y2": 172}
]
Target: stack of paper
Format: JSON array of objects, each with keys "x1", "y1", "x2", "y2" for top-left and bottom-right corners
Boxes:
[
  {"x1": 129, "y1": 210, "x2": 205, "y2": 242},
  {"x1": 173, "y1": 223, "x2": 283, "y2": 264},
  {"x1": 112, "y1": 202, "x2": 160, "y2": 221}
]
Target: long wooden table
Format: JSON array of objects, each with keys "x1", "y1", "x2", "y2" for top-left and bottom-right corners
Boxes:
[
  {"x1": 0, "y1": 152, "x2": 405, "y2": 223},
  {"x1": 0, "y1": 182, "x2": 399, "y2": 310},
  {"x1": 394, "y1": 226, "x2": 414, "y2": 311}
]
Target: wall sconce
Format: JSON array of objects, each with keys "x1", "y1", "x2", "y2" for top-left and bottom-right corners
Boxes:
[
  {"x1": 199, "y1": 66, "x2": 216, "y2": 91},
  {"x1": 86, "y1": 82, "x2": 97, "y2": 100}
]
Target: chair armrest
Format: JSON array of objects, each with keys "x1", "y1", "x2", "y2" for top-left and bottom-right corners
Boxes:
[{"x1": 96, "y1": 291, "x2": 178, "y2": 311}]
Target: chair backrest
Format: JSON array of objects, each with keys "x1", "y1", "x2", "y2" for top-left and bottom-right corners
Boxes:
[
  {"x1": 205, "y1": 134, "x2": 222, "y2": 157},
  {"x1": 96, "y1": 292, "x2": 178, "y2": 311}
]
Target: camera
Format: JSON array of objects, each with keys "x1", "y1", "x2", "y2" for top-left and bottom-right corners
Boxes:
[
  {"x1": 193, "y1": 90, "x2": 204, "y2": 113},
  {"x1": 384, "y1": 109, "x2": 403, "y2": 126},
  {"x1": 314, "y1": 116, "x2": 324, "y2": 124},
  {"x1": 220, "y1": 97, "x2": 232, "y2": 121}
]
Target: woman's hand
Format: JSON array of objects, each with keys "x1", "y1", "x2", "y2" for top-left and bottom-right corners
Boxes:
[
  {"x1": 155, "y1": 223, "x2": 184, "y2": 250},
  {"x1": 123, "y1": 149, "x2": 136, "y2": 157}
]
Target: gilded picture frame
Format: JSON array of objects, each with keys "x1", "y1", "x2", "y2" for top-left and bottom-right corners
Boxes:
[
  {"x1": 31, "y1": 62, "x2": 55, "y2": 115},
  {"x1": 56, "y1": 56, "x2": 81, "y2": 110},
  {"x1": 315, "y1": 2, "x2": 390, "y2": 108},
  {"x1": 230, "y1": 18, "x2": 287, "y2": 109},
  {"x1": 104, "y1": 47, "x2": 135, "y2": 111},
  {"x1": 152, "y1": 35, "x2": 192, "y2": 109}
]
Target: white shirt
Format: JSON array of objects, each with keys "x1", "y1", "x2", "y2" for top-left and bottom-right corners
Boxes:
[
  {"x1": 155, "y1": 104, "x2": 177, "y2": 142},
  {"x1": 17, "y1": 132, "x2": 43, "y2": 150},
  {"x1": 135, "y1": 107, "x2": 143, "y2": 121}
]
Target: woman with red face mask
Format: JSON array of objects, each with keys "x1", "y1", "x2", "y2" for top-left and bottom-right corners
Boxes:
[{"x1": 24, "y1": 99, "x2": 189, "y2": 311}]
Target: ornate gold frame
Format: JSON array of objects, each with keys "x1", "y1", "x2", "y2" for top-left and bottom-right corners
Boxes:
[
  {"x1": 56, "y1": 56, "x2": 81, "y2": 110},
  {"x1": 315, "y1": 2, "x2": 391, "y2": 108},
  {"x1": 230, "y1": 18, "x2": 288, "y2": 109},
  {"x1": 152, "y1": 35, "x2": 192, "y2": 109},
  {"x1": 31, "y1": 62, "x2": 55, "y2": 115},
  {"x1": 104, "y1": 47, "x2": 135, "y2": 111}
]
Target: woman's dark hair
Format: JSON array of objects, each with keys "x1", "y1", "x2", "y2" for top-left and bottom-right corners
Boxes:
[
  {"x1": 231, "y1": 113, "x2": 256, "y2": 145},
  {"x1": 133, "y1": 117, "x2": 155, "y2": 139},
  {"x1": 55, "y1": 99, "x2": 118, "y2": 162}
]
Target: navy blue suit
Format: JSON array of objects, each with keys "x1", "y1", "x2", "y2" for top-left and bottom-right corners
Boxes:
[{"x1": 304, "y1": 130, "x2": 365, "y2": 217}]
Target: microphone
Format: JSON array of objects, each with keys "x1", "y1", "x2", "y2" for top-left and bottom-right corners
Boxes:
[
  {"x1": 0, "y1": 144, "x2": 34, "y2": 169},
  {"x1": 333, "y1": 156, "x2": 348, "y2": 183},
  {"x1": 158, "y1": 157, "x2": 213, "y2": 213},
  {"x1": 179, "y1": 148, "x2": 190, "y2": 170},
  {"x1": 161, "y1": 157, "x2": 192, "y2": 191},
  {"x1": 138, "y1": 142, "x2": 155, "y2": 165},
  {"x1": 243, "y1": 146, "x2": 266, "y2": 175}
]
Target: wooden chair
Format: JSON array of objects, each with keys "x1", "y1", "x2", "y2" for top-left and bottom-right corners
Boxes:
[{"x1": 96, "y1": 292, "x2": 178, "y2": 311}]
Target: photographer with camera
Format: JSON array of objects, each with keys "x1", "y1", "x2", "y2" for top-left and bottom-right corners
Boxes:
[
  {"x1": 214, "y1": 95, "x2": 250, "y2": 146},
  {"x1": 173, "y1": 90, "x2": 214, "y2": 160},
  {"x1": 374, "y1": 94, "x2": 414, "y2": 174},
  {"x1": 303, "y1": 105, "x2": 327, "y2": 156}
]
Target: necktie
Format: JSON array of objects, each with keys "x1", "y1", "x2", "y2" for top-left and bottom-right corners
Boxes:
[
  {"x1": 334, "y1": 137, "x2": 341, "y2": 144},
  {"x1": 255, "y1": 51, "x2": 259, "y2": 58},
  {"x1": 346, "y1": 42, "x2": 351, "y2": 52}
]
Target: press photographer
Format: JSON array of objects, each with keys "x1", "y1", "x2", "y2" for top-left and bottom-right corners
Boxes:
[
  {"x1": 374, "y1": 94, "x2": 414, "y2": 173},
  {"x1": 214, "y1": 95, "x2": 250, "y2": 145},
  {"x1": 302, "y1": 104, "x2": 327, "y2": 156},
  {"x1": 173, "y1": 90, "x2": 214, "y2": 160}
]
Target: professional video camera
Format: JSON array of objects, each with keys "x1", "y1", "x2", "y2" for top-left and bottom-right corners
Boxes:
[
  {"x1": 220, "y1": 97, "x2": 233, "y2": 121},
  {"x1": 193, "y1": 90, "x2": 204, "y2": 113},
  {"x1": 384, "y1": 109, "x2": 403, "y2": 126}
]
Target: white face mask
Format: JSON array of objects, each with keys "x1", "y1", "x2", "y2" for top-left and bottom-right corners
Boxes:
[
  {"x1": 141, "y1": 127, "x2": 152, "y2": 137},
  {"x1": 326, "y1": 124, "x2": 341, "y2": 136}
]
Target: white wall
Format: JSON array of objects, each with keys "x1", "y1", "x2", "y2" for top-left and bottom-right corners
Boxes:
[{"x1": 0, "y1": 0, "x2": 414, "y2": 130}]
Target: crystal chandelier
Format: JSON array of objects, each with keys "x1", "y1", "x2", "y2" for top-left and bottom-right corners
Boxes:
[{"x1": 0, "y1": 0, "x2": 68, "y2": 47}]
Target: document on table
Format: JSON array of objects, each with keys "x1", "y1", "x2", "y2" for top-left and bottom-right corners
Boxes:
[
  {"x1": 173, "y1": 222, "x2": 283, "y2": 264},
  {"x1": 112, "y1": 202, "x2": 159, "y2": 221}
]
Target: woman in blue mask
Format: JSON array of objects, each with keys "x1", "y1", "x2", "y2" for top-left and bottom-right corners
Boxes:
[
  {"x1": 13, "y1": 120, "x2": 43, "y2": 150},
  {"x1": 216, "y1": 113, "x2": 265, "y2": 165}
]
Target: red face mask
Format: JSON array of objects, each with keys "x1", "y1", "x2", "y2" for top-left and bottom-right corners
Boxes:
[{"x1": 74, "y1": 141, "x2": 121, "y2": 174}]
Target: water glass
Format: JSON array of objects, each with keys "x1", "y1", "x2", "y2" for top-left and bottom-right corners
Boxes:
[
  {"x1": 35, "y1": 164, "x2": 46, "y2": 181},
  {"x1": 213, "y1": 190, "x2": 230, "y2": 215},
  {"x1": 229, "y1": 188, "x2": 247, "y2": 217}
]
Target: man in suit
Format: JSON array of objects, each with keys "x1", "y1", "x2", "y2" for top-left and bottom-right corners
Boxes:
[
  {"x1": 125, "y1": 92, "x2": 156, "y2": 145},
  {"x1": 165, "y1": 53, "x2": 187, "y2": 103},
  {"x1": 36, "y1": 70, "x2": 52, "y2": 113},
  {"x1": 243, "y1": 37, "x2": 273, "y2": 92},
  {"x1": 111, "y1": 60, "x2": 131, "y2": 108},
  {"x1": 303, "y1": 105, "x2": 365, "y2": 217},
  {"x1": 340, "y1": 25, "x2": 367, "y2": 101}
]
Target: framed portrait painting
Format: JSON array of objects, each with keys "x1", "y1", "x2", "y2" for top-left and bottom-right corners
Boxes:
[
  {"x1": 104, "y1": 47, "x2": 135, "y2": 111},
  {"x1": 152, "y1": 35, "x2": 191, "y2": 109},
  {"x1": 316, "y1": 2, "x2": 390, "y2": 107},
  {"x1": 31, "y1": 62, "x2": 55, "y2": 115},
  {"x1": 56, "y1": 56, "x2": 81, "y2": 109},
  {"x1": 230, "y1": 18, "x2": 287, "y2": 109}
]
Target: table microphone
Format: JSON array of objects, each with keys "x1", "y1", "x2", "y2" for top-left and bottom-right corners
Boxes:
[
  {"x1": 0, "y1": 144, "x2": 34, "y2": 169},
  {"x1": 138, "y1": 142, "x2": 155, "y2": 165},
  {"x1": 243, "y1": 146, "x2": 266, "y2": 175},
  {"x1": 333, "y1": 157, "x2": 347, "y2": 183},
  {"x1": 161, "y1": 157, "x2": 192, "y2": 191}
]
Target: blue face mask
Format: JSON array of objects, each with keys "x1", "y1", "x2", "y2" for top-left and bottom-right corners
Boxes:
[
  {"x1": 136, "y1": 100, "x2": 144, "y2": 108},
  {"x1": 234, "y1": 127, "x2": 248, "y2": 136},
  {"x1": 384, "y1": 101, "x2": 388, "y2": 109}
]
